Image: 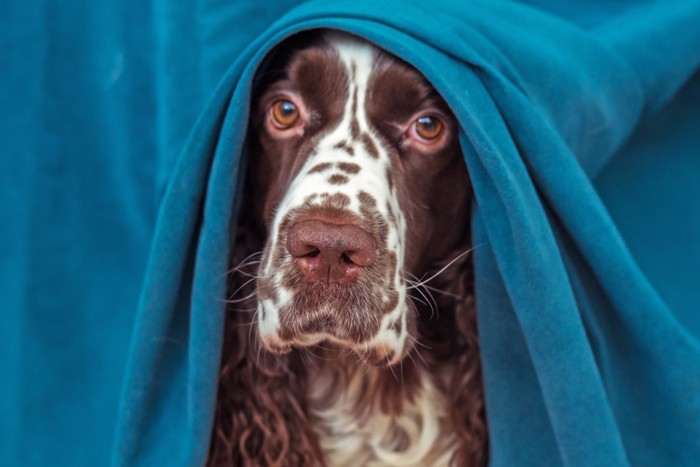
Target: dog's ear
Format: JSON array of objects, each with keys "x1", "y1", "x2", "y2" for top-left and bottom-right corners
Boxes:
[
  {"x1": 252, "y1": 30, "x2": 324, "y2": 99},
  {"x1": 209, "y1": 310, "x2": 323, "y2": 465},
  {"x1": 208, "y1": 184, "x2": 323, "y2": 466},
  {"x1": 412, "y1": 236, "x2": 487, "y2": 466},
  {"x1": 449, "y1": 254, "x2": 489, "y2": 466}
]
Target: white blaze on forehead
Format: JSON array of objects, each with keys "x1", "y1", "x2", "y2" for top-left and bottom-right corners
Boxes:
[
  {"x1": 273, "y1": 35, "x2": 386, "y2": 215},
  {"x1": 265, "y1": 32, "x2": 397, "y2": 258},
  {"x1": 327, "y1": 31, "x2": 375, "y2": 133},
  {"x1": 259, "y1": 32, "x2": 409, "y2": 350}
]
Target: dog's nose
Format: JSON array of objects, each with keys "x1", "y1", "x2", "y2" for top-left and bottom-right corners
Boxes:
[{"x1": 287, "y1": 220, "x2": 376, "y2": 285}]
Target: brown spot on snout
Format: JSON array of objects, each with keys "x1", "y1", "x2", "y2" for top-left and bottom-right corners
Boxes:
[
  {"x1": 338, "y1": 162, "x2": 361, "y2": 174},
  {"x1": 308, "y1": 162, "x2": 332, "y2": 174},
  {"x1": 287, "y1": 219, "x2": 376, "y2": 285},
  {"x1": 360, "y1": 133, "x2": 379, "y2": 159},
  {"x1": 334, "y1": 141, "x2": 355, "y2": 156},
  {"x1": 329, "y1": 174, "x2": 349, "y2": 185},
  {"x1": 358, "y1": 191, "x2": 376, "y2": 208}
]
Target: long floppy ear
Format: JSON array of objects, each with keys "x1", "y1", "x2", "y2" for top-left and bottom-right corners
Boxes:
[
  {"x1": 436, "y1": 245, "x2": 489, "y2": 467},
  {"x1": 208, "y1": 174, "x2": 323, "y2": 466},
  {"x1": 208, "y1": 32, "x2": 334, "y2": 465}
]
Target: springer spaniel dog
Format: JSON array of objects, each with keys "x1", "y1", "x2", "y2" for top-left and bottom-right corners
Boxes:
[{"x1": 209, "y1": 31, "x2": 486, "y2": 466}]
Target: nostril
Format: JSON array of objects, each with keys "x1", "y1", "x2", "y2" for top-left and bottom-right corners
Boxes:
[
  {"x1": 346, "y1": 250, "x2": 374, "y2": 267},
  {"x1": 287, "y1": 219, "x2": 376, "y2": 284}
]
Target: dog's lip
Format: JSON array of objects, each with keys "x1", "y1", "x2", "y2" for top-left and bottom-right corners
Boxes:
[
  {"x1": 258, "y1": 333, "x2": 293, "y2": 355},
  {"x1": 265, "y1": 342, "x2": 293, "y2": 355},
  {"x1": 277, "y1": 332, "x2": 355, "y2": 348},
  {"x1": 260, "y1": 331, "x2": 410, "y2": 366}
]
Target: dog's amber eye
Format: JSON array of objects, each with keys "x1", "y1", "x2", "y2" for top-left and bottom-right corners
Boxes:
[
  {"x1": 271, "y1": 99, "x2": 300, "y2": 128},
  {"x1": 413, "y1": 116, "x2": 444, "y2": 141}
]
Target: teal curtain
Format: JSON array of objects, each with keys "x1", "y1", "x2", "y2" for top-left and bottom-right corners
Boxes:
[{"x1": 1, "y1": 1, "x2": 698, "y2": 465}]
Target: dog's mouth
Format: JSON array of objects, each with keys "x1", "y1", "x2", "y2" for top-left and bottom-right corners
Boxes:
[
  {"x1": 260, "y1": 334, "x2": 411, "y2": 368},
  {"x1": 255, "y1": 269, "x2": 413, "y2": 367}
]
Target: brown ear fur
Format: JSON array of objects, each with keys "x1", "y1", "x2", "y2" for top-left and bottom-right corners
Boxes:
[
  {"x1": 207, "y1": 194, "x2": 324, "y2": 466},
  {"x1": 447, "y1": 254, "x2": 488, "y2": 466},
  {"x1": 416, "y1": 241, "x2": 488, "y2": 467}
]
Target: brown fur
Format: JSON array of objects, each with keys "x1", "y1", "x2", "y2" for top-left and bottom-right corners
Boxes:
[{"x1": 208, "y1": 32, "x2": 487, "y2": 466}]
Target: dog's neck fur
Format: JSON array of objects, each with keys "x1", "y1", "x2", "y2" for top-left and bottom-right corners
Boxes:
[
  {"x1": 304, "y1": 270, "x2": 467, "y2": 466},
  {"x1": 308, "y1": 356, "x2": 455, "y2": 467}
]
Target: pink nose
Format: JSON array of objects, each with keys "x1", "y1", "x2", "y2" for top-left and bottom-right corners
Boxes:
[{"x1": 286, "y1": 220, "x2": 376, "y2": 285}]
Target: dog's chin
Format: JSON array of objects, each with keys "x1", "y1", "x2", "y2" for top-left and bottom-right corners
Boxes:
[
  {"x1": 259, "y1": 327, "x2": 413, "y2": 368},
  {"x1": 262, "y1": 336, "x2": 412, "y2": 368},
  {"x1": 256, "y1": 281, "x2": 414, "y2": 367}
]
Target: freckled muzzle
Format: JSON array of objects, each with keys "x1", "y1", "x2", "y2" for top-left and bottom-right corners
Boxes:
[
  {"x1": 256, "y1": 193, "x2": 410, "y2": 364},
  {"x1": 256, "y1": 204, "x2": 410, "y2": 366},
  {"x1": 253, "y1": 34, "x2": 417, "y2": 367}
]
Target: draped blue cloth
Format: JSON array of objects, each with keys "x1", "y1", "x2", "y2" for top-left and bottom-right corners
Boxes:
[{"x1": 1, "y1": 0, "x2": 699, "y2": 465}]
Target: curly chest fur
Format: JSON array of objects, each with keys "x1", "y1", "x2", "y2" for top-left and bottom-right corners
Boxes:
[{"x1": 308, "y1": 354, "x2": 457, "y2": 467}]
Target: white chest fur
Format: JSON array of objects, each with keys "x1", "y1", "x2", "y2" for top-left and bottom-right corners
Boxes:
[{"x1": 309, "y1": 363, "x2": 456, "y2": 467}]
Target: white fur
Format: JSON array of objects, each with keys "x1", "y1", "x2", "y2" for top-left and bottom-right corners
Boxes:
[
  {"x1": 258, "y1": 33, "x2": 409, "y2": 358},
  {"x1": 310, "y1": 364, "x2": 455, "y2": 467}
]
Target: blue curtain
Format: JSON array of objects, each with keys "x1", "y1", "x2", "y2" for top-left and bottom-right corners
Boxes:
[{"x1": 1, "y1": 1, "x2": 698, "y2": 465}]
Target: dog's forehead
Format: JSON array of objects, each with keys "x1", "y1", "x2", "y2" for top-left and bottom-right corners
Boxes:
[
  {"x1": 285, "y1": 42, "x2": 349, "y2": 111},
  {"x1": 283, "y1": 33, "x2": 429, "y2": 116}
]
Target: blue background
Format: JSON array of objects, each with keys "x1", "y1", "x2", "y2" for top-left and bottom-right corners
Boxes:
[{"x1": 1, "y1": 0, "x2": 698, "y2": 465}]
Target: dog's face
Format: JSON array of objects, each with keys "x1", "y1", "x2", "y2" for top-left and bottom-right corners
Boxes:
[{"x1": 247, "y1": 32, "x2": 470, "y2": 366}]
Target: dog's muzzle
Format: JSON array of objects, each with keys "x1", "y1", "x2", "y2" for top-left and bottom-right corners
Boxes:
[{"x1": 286, "y1": 219, "x2": 376, "y2": 286}]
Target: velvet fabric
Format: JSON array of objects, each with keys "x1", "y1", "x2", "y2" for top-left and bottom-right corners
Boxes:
[{"x1": 1, "y1": 0, "x2": 699, "y2": 465}]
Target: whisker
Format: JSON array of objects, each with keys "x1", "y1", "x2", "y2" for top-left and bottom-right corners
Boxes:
[
  {"x1": 232, "y1": 263, "x2": 262, "y2": 279},
  {"x1": 315, "y1": 342, "x2": 335, "y2": 353},
  {"x1": 222, "y1": 251, "x2": 263, "y2": 279},
  {"x1": 410, "y1": 281, "x2": 437, "y2": 319},
  {"x1": 230, "y1": 317, "x2": 261, "y2": 327},
  {"x1": 406, "y1": 333, "x2": 432, "y2": 350},
  {"x1": 406, "y1": 244, "x2": 483, "y2": 290},
  {"x1": 222, "y1": 276, "x2": 258, "y2": 303},
  {"x1": 229, "y1": 258, "x2": 261, "y2": 271},
  {"x1": 407, "y1": 293, "x2": 429, "y2": 307},
  {"x1": 422, "y1": 284, "x2": 462, "y2": 300},
  {"x1": 407, "y1": 273, "x2": 439, "y2": 311},
  {"x1": 224, "y1": 290, "x2": 258, "y2": 305},
  {"x1": 224, "y1": 291, "x2": 257, "y2": 306}
]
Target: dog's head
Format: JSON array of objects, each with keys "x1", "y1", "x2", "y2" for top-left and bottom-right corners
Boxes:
[{"x1": 245, "y1": 31, "x2": 471, "y2": 366}]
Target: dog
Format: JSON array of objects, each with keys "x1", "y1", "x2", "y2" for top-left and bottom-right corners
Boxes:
[{"x1": 209, "y1": 31, "x2": 486, "y2": 466}]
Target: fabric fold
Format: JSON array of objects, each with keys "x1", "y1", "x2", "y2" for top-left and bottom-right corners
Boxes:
[
  {"x1": 3, "y1": 1, "x2": 697, "y2": 466},
  {"x1": 112, "y1": 2, "x2": 700, "y2": 465}
]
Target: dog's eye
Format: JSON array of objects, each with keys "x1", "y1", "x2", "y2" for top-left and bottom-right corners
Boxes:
[
  {"x1": 412, "y1": 116, "x2": 444, "y2": 141},
  {"x1": 271, "y1": 99, "x2": 300, "y2": 128}
]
